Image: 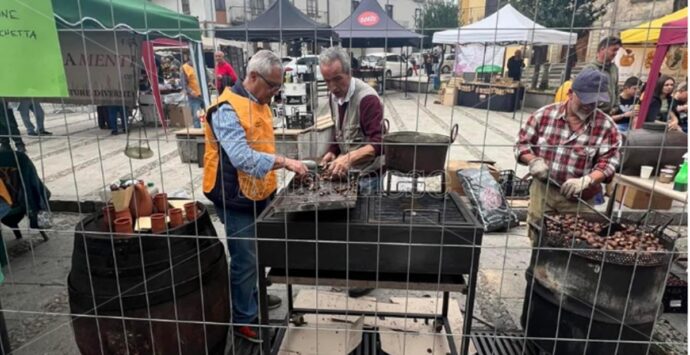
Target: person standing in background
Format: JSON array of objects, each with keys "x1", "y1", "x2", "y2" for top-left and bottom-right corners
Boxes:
[
  {"x1": 506, "y1": 50, "x2": 525, "y2": 81},
  {"x1": 645, "y1": 75, "x2": 676, "y2": 123},
  {"x1": 610, "y1": 76, "x2": 642, "y2": 132},
  {"x1": 214, "y1": 51, "x2": 238, "y2": 94},
  {"x1": 583, "y1": 36, "x2": 622, "y2": 113},
  {"x1": 181, "y1": 57, "x2": 204, "y2": 128},
  {"x1": 668, "y1": 83, "x2": 688, "y2": 133},
  {"x1": 17, "y1": 100, "x2": 51, "y2": 136}
]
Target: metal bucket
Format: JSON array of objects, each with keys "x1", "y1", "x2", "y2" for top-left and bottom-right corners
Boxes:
[{"x1": 383, "y1": 120, "x2": 458, "y2": 175}]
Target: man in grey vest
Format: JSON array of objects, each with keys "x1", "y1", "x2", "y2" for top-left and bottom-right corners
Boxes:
[
  {"x1": 319, "y1": 47, "x2": 384, "y2": 298},
  {"x1": 319, "y1": 47, "x2": 384, "y2": 194}
]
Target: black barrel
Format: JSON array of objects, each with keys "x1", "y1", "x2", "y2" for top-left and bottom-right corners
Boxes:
[
  {"x1": 68, "y1": 202, "x2": 229, "y2": 354},
  {"x1": 523, "y1": 214, "x2": 674, "y2": 355}
]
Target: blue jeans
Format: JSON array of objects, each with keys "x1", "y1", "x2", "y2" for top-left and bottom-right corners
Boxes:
[
  {"x1": 188, "y1": 96, "x2": 204, "y2": 129},
  {"x1": 107, "y1": 106, "x2": 128, "y2": 133},
  {"x1": 220, "y1": 208, "x2": 261, "y2": 324},
  {"x1": 17, "y1": 100, "x2": 45, "y2": 134}
]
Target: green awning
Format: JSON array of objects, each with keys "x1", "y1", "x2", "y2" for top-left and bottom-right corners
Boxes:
[{"x1": 53, "y1": 0, "x2": 201, "y2": 41}]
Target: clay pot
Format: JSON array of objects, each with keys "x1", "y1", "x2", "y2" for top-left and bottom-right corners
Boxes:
[
  {"x1": 114, "y1": 209, "x2": 132, "y2": 224},
  {"x1": 169, "y1": 208, "x2": 184, "y2": 228},
  {"x1": 153, "y1": 193, "x2": 168, "y2": 214},
  {"x1": 129, "y1": 182, "x2": 153, "y2": 218},
  {"x1": 184, "y1": 202, "x2": 197, "y2": 221},
  {"x1": 150, "y1": 213, "x2": 167, "y2": 234},
  {"x1": 113, "y1": 217, "x2": 133, "y2": 237},
  {"x1": 102, "y1": 205, "x2": 116, "y2": 230}
]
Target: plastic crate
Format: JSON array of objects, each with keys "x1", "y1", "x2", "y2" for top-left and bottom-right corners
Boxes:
[
  {"x1": 663, "y1": 274, "x2": 687, "y2": 313},
  {"x1": 498, "y1": 170, "x2": 531, "y2": 199}
]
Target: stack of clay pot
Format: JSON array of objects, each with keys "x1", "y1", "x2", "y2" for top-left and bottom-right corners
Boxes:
[{"x1": 102, "y1": 181, "x2": 200, "y2": 239}]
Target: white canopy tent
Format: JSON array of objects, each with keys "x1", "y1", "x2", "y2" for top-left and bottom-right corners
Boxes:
[{"x1": 432, "y1": 4, "x2": 576, "y2": 45}]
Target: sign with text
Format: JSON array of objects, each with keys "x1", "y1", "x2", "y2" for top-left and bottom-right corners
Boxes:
[
  {"x1": 54, "y1": 32, "x2": 141, "y2": 106},
  {"x1": 454, "y1": 44, "x2": 505, "y2": 75},
  {"x1": 0, "y1": 0, "x2": 68, "y2": 97}
]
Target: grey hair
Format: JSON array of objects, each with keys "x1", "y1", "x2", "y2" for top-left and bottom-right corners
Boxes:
[
  {"x1": 319, "y1": 47, "x2": 351, "y2": 73},
  {"x1": 246, "y1": 50, "x2": 282, "y2": 76}
]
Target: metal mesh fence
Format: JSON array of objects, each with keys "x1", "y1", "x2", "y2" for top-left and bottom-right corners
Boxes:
[{"x1": 0, "y1": 0, "x2": 687, "y2": 354}]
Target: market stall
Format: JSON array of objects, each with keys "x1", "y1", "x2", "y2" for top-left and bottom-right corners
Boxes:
[
  {"x1": 630, "y1": 16, "x2": 688, "y2": 128},
  {"x1": 215, "y1": 0, "x2": 334, "y2": 44},
  {"x1": 333, "y1": 0, "x2": 424, "y2": 93},
  {"x1": 616, "y1": 8, "x2": 688, "y2": 85},
  {"x1": 52, "y1": 0, "x2": 205, "y2": 130},
  {"x1": 432, "y1": 4, "x2": 575, "y2": 112}
]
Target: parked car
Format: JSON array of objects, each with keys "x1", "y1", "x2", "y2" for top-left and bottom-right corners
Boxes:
[
  {"x1": 284, "y1": 55, "x2": 323, "y2": 81},
  {"x1": 440, "y1": 53, "x2": 456, "y2": 74},
  {"x1": 360, "y1": 52, "x2": 410, "y2": 78}
]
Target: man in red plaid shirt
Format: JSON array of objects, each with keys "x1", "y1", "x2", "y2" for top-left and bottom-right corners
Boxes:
[{"x1": 515, "y1": 68, "x2": 621, "y2": 234}]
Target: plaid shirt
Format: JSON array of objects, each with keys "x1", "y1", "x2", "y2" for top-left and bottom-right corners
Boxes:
[{"x1": 515, "y1": 101, "x2": 621, "y2": 185}]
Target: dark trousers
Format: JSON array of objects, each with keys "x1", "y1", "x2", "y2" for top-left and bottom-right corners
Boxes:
[
  {"x1": 0, "y1": 105, "x2": 25, "y2": 151},
  {"x1": 107, "y1": 106, "x2": 128, "y2": 133}
]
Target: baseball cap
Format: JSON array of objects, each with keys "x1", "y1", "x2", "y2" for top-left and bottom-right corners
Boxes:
[{"x1": 572, "y1": 68, "x2": 610, "y2": 105}]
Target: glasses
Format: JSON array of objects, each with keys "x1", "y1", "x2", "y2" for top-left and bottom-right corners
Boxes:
[{"x1": 256, "y1": 72, "x2": 283, "y2": 92}]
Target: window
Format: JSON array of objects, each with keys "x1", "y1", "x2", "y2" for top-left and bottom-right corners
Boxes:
[
  {"x1": 214, "y1": 0, "x2": 225, "y2": 11},
  {"x1": 181, "y1": 0, "x2": 191, "y2": 15},
  {"x1": 306, "y1": 0, "x2": 319, "y2": 18}
]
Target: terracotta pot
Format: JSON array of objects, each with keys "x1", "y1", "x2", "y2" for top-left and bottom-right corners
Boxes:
[
  {"x1": 114, "y1": 209, "x2": 132, "y2": 224},
  {"x1": 129, "y1": 182, "x2": 153, "y2": 218},
  {"x1": 153, "y1": 193, "x2": 168, "y2": 214},
  {"x1": 150, "y1": 213, "x2": 167, "y2": 234},
  {"x1": 184, "y1": 202, "x2": 197, "y2": 221},
  {"x1": 113, "y1": 217, "x2": 133, "y2": 237},
  {"x1": 169, "y1": 208, "x2": 184, "y2": 228},
  {"x1": 102, "y1": 205, "x2": 116, "y2": 230}
]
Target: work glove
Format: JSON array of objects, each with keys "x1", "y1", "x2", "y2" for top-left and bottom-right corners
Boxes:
[
  {"x1": 528, "y1": 158, "x2": 549, "y2": 180},
  {"x1": 560, "y1": 175, "x2": 593, "y2": 198}
]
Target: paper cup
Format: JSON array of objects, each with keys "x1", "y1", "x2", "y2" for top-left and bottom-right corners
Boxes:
[{"x1": 640, "y1": 165, "x2": 654, "y2": 179}]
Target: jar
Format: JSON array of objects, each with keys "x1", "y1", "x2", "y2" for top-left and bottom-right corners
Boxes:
[{"x1": 658, "y1": 169, "x2": 675, "y2": 183}]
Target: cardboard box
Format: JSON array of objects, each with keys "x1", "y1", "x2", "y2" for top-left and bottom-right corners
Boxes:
[
  {"x1": 446, "y1": 160, "x2": 500, "y2": 195},
  {"x1": 606, "y1": 183, "x2": 673, "y2": 210},
  {"x1": 441, "y1": 87, "x2": 457, "y2": 106},
  {"x1": 168, "y1": 105, "x2": 193, "y2": 128}
]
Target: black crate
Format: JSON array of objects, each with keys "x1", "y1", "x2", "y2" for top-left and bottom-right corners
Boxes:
[
  {"x1": 285, "y1": 113, "x2": 314, "y2": 130},
  {"x1": 498, "y1": 170, "x2": 531, "y2": 199},
  {"x1": 663, "y1": 274, "x2": 687, "y2": 313}
]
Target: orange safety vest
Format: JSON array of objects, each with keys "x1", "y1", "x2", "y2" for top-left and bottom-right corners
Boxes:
[
  {"x1": 182, "y1": 63, "x2": 201, "y2": 97},
  {"x1": 202, "y1": 89, "x2": 276, "y2": 203}
]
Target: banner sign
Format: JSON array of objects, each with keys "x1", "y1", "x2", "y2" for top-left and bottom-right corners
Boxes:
[
  {"x1": 615, "y1": 45, "x2": 688, "y2": 83},
  {"x1": 454, "y1": 44, "x2": 506, "y2": 74},
  {"x1": 0, "y1": 0, "x2": 68, "y2": 97},
  {"x1": 55, "y1": 32, "x2": 141, "y2": 106}
]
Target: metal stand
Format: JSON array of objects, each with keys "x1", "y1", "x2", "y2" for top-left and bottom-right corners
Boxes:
[{"x1": 258, "y1": 268, "x2": 478, "y2": 355}]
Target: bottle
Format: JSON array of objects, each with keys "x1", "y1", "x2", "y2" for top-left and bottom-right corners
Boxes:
[{"x1": 673, "y1": 153, "x2": 688, "y2": 192}]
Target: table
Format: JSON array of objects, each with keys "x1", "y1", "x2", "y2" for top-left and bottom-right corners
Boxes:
[
  {"x1": 605, "y1": 173, "x2": 688, "y2": 216},
  {"x1": 457, "y1": 82, "x2": 523, "y2": 112},
  {"x1": 255, "y1": 192, "x2": 483, "y2": 355}
]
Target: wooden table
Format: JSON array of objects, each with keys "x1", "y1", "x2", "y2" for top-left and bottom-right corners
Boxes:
[{"x1": 605, "y1": 173, "x2": 687, "y2": 216}]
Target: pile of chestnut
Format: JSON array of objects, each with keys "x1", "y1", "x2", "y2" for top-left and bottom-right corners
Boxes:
[{"x1": 545, "y1": 214, "x2": 666, "y2": 252}]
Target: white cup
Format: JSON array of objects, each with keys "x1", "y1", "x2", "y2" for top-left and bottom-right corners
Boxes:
[{"x1": 640, "y1": 165, "x2": 654, "y2": 179}]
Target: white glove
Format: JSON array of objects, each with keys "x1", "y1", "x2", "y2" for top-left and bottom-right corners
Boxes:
[
  {"x1": 561, "y1": 175, "x2": 593, "y2": 198},
  {"x1": 528, "y1": 158, "x2": 549, "y2": 180}
]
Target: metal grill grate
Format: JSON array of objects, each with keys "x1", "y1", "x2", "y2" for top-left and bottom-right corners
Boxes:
[{"x1": 472, "y1": 331, "x2": 541, "y2": 355}]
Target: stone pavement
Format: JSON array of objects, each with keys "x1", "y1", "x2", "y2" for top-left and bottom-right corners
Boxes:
[{"x1": 0, "y1": 95, "x2": 685, "y2": 353}]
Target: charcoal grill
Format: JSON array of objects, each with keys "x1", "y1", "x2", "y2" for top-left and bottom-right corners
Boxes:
[{"x1": 255, "y1": 192, "x2": 484, "y2": 355}]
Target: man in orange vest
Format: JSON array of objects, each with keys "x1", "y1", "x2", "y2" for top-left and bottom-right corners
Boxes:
[
  {"x1": 203, "y1": 50, "x2": 308, "y2": 343},
  {"x1": 181, "y1": 57, "x2": 204, "y2": 128}
]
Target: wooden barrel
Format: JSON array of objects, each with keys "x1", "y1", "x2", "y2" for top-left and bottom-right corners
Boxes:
[{"x1": 68, "y1": 202, "x2": 229, "y2": 354}]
